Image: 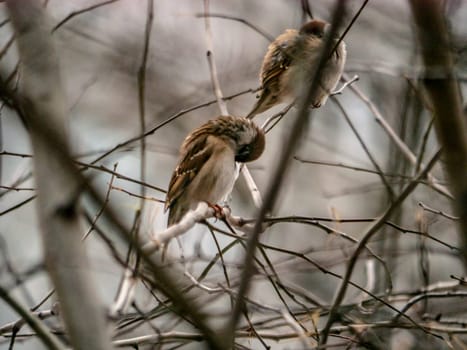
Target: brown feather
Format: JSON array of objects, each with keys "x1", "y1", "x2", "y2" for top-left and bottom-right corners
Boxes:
[
  {"x1": 247, "y1": 29, "x2": 299, "y2": 119},
  {"x1": 165, "y1": 135, "x2": 213, "y2": 223},
  {"x1": 247, "y1": 19, "x2": 346, "y2": 119},
  {"x1": 165, "y1": 116, "x2": 265, "y2": 226}
]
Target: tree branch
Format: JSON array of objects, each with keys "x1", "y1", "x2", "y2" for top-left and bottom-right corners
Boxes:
[
  {"x1": 5, "y1": 1, "x2": 112, "y2": 348},
  {"x1": 409, "y1": 0, "x2": 467, "y2": 268}
]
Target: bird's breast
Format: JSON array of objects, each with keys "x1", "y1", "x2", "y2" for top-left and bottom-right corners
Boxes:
[{"x1": 188, "y1": 146, "x2": 236, "y2": 206}]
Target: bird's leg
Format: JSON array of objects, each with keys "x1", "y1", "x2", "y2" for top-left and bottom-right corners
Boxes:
[{"x1": 206, "y1": 202, "x2": 226, "y2": 221}]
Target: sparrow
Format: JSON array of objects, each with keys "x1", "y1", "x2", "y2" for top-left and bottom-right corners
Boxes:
[
  {"x1": 165, "y1": 115, "x2": 265, "y2": 226},
  {"x1": 247, "y1": 19, "x2": 347, "y2": 119}
]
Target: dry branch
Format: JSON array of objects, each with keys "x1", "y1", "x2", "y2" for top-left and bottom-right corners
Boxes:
[
  {"x1": 409, "y1": 0, "x2": 467, "y2": 267},
  {"x1": 227, "y1": 0, "x2": 348, "y2": 344},
  {"x1": 5, "y1": 1, "x2": 112, "y2": 349}
]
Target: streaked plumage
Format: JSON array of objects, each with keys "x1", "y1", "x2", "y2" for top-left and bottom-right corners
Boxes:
[
  {"x1": 165, "y1": 115, "x2": 265, "y2": 226},
  {"x1": 247, "y1": 19, "x2": 347, "y2": 119}
]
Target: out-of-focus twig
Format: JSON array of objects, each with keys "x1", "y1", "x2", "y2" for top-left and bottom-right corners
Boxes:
[
  {"x1": 110, "y1": 185, "x2": 164, "y2": 203},
  {"x1": 261, "y1": 76, "x2": 358, "y2": 135},
  {"x1": 203, "y1": 0, "x2": 228, "y2": 116},
  {"x1": 6, "y1": 1, "x2": 113, "y2": 348},
  {"x1": 294, "y1": 157, "x2": 413, "y2": 179},
  {"x1": 0, "y1": 286, "x2": 62, "y2": 349},
  {"x1": 282, "y1": 310, "x2": 314, "y2": 348},
  {"x1": 82, "y1": 163, "x2": 117, "y2": 240},
  {"x1": 226, "y1": 1, "x2": 348, "y2": 345},
  {"x1": 201, "y1": 0, "x2": 262, "y2": 211},
  {"x1": 113, "y1": 0, "x2": 154, "y2": 318},
  {"x1": 136, "y1": 0, "x2": 153, "y2": 208},
  {"x1": 195, "y1": 12, "x2": 274, "y2": 42},
  {"x1": 0, "y1": 289, "x2": 55, "y2": 336},
  {"x1": 0, "y1": 34, "x2": 15, "y2": 60},
  {"x1": 345, "y1": 75, "x2": 453, "y2": 199},
  {"x1": 418, "y1": 201, "x2": 459, "y2": 221},
  {"x1": 320, "y1": 148, "x2": 443, "y2": 345},
  {"x1": 409, "y1": 0, "x2": 467, "y2": 267},
  {"x1": 330, "y1": 0, "x2": 369, "y2": 58},
  {"x1": 51, "y1": 0, "x2": 121, "y2": 33},
  {"x1": 88, "y1": 86, "x2": 258, "y2": 165},
  {"x1": 333, "y1": 98, "x2": 395, "y2": 200}
]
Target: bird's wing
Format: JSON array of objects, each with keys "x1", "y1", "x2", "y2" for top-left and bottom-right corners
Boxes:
[
  {"x1": 247, "y1": 30, "x2": 298, "y2": 118},
  {"x1": 165, "y1": 134, "x2": 213, "y2": 212},
  {"x1": 261, "y1": 32, "x2": 297, "y2": 90}
]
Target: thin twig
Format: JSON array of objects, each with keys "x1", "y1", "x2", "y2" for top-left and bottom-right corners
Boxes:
[
  {"x1": 195, "y1": 13, "x2": 274, "y2": 42},
  {"x1": 262, "y1": 103, "x2": 294, "y2": 134},
  {"x1": 330, "y1": 0, "x2": 369, "y2": 57},
  {"x1": 345, "y1": 74, "x2": 453, "y2": 199},
  {"x1": 333, "y1": 98, "x2": 395, "y2": 200},
  {"x1": 110, "y1": 185, "x2": 164, "y2": 203},
  {"x1": 294, "y1": 157, "x2": 413, "y2": 179},
  {"x1": 203, "y1": 0, "x2": 228, "y2": 116},
  {"x1": 87, "y1": 87, "x2": 257, "y2": 166},
  {"x1": 418, "y1": 201, "x2": 459, "y2": 221},
  {"x1": 410, "y1": 0, "x2": 467, "y2": 266},
  {"x1": 330, "y1": 74, "x2": 359, "y2": 96},
  {"x1": 226, "y1": 1, "x2": 348, "y2": 344},
  {"x1": 240, "y1": 165, "x2": 263, "y2": 209},
  {"x1": 0, "y1": 34, "x2": 15, "y2": 60},
  {"x1": 0, "y1": 285, "x2": 63, "y2": 349},
  {"x1": 415, "y1": 116, "x2": 434, "y2": 173},
  {"x1": 282, "y1": 310, "x2": 314, "y2": 349},
  {"x1": 137, "y1": 0, "x2": 153, "y2": 209},
  {"x1": 0, "y1": 290, "x2": 55, "y2": 336},
  {"x1": 0, "y1": 195, "x2": 36, "y2": 216},
  {"x1": 393, "y1": 291, "x2": 467, "y2": 322},
  {"x1": 320, "y1": 149, "x2": 443, "y2": 345},
  {"x1": 1, "y1": 47, "x2": 224, "y2": 350},
  {"x1": 51, "y1": 0, "x2": 121, "y2": 33},
  {"x1": 201, "y1": 1, "x2": 263, "y2": 215},
  {"x1": 74, "y1": 161, "x2": 166, "y2": 193},
  {"x1": 82, "y1": 163, "x2": 118, "y2": 240},
  {"x1": 128, "y1": 0, "x2": 154, "y2": 300}
]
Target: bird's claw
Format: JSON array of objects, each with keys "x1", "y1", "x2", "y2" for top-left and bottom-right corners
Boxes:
[
  {"x1": 311, "y1": 102, "x2": 322, "y2": 108},
  {"x1": 207, "y1": 203, "x2": 226, "y2": 221}
]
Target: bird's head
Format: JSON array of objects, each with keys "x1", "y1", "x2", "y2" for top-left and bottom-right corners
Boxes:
[
  {"x1": 299, "y1": 19, "x2": 328, "y2": 38},
  {"x1": 208, "y1": 116, "x2": 265, "y2": 163}
]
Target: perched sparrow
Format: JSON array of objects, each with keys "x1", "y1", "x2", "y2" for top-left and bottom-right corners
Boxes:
[
  {"x1": 247, "y1": 19, "x2": 347, "y2": 119},
  {"x1": 165, "y1": 115, "x2": 265, "y2": 226}
]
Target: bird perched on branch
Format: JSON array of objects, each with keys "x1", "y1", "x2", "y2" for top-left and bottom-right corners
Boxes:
[
  {"x1": 247, "y1": 19, "x2": 347, "y2": 119},
  {"x1": 165, "y1": 115, "x2": 265, "y2": 226}
]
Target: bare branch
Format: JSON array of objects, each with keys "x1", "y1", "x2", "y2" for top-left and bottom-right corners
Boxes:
[
  {"x1": 51, "y1": 0, "x2": 121, "y2": 33},
  {"x1": 0, "y1": 286, "x2": 62, "y2": 349},
  {"x1": 410, "y1": 0, "x2": 467, "y2": 267},
  {"x1": 5, "y1": 1, "x2": 113, "y2": 348},
  {"x1": 203, "y1": 0, "x2": 228, "y2": 116},
  {"x1": 143, "y1": 202, "x2": 215, "y2": 254},
  {"x1": 227, "y1": 1, "x2": 348, "y2": 344},
  {"x1": 333, "y1": 98, "x2": 395, "y2": 200},
  {"x1": 320, "y1": 149, "x2": 443, "y2": 345},
  {"x1": 195, "y1": 12, "x2": 274, "y2": 42},
  {"x1": 345, "y1": 74, "x2": 453, "y2": 199}
]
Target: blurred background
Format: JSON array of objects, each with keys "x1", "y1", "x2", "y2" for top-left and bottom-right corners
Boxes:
[{"x1": 1, "y1": 0, "x2": 466, "y2": 349}]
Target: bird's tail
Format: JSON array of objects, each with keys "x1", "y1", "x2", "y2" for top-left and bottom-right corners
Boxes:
[{"x1": 246, "y1": 90, "x2": 274, "y2": 119}]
